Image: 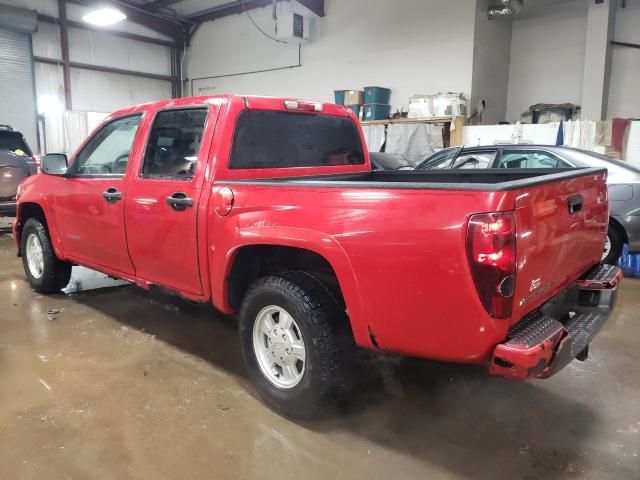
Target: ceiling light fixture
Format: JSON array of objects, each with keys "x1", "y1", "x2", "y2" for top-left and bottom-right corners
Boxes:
[{"x1": 82, "y1": 7, "x2": 126, "y2": 27}]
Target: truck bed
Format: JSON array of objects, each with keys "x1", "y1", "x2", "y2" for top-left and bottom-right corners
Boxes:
[{"x1": 222, "y1": 167, "x2": 606, "y2": 191}]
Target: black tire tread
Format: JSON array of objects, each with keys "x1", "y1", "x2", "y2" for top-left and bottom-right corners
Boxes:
[
  {"x1": 239, "y1": 271, "x2": 354, "y2": 418},
  {"x1": 21, "y1": 218, "x2": 72, "y2": 293},
  {"x1": 603, "y1": 223, "x2": 624, "y2": 265}
]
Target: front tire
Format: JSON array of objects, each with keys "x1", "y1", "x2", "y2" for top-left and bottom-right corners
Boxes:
[
  {"x1": 602, "y1": 224, "x2": 623, "y2": 265},
  {"x1": 239, "y1": 272, "x2": 353, "y2": 419},
  {"x1": 21, "y1": 218, "x2": 72, "y2": 293}
]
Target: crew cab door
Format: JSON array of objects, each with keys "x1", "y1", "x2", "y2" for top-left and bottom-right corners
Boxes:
[
  {"x1": 124, "y1": 106, "x2": 214, "y2": 295},
  {"x1": 54, "y1": 114, "x2": 143, "y2": 274}
]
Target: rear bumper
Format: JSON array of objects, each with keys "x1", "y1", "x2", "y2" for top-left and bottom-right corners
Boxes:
[{"x1": 490, "y1": 264, "x2": 621, "y2": 380}]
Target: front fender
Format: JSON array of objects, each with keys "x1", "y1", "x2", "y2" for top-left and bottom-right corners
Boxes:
[
  {"x1": 15, "y1": 179, "x2": 65, "y2": 260},
  {"x1": 210, "y1": 224, "x2": 372, "y2": 348}
]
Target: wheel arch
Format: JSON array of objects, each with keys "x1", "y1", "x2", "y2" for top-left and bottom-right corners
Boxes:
[
  {"x1": 16, "y1": 202, "x2": 64, "y2": 259},
  {"x1": 212, "y1": 228, "x2": 371, "y2": 348},
  {"x1": 609, "y1": 216, "x2": 628, "y2": 245}
]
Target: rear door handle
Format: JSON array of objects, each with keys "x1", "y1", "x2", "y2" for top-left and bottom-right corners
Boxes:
[
  {"x1": 166, "y1": 192, "x2": 193, "y2": 211},
  {"x1": 103, "y1": 187, "x2": 122, "y2": 203},
  {"x1": 568, "y1": 195, "x2": 583, "y2": 214}
]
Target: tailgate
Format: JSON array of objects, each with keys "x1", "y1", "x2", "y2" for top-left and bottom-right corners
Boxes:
[{"x1": 510, "y1": 169, "x2": 609, "y2": 325}]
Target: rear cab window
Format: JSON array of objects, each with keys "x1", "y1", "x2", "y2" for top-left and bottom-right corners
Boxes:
[{"x1": 229, "y1": 110, "x2": 364, "y2": 169}]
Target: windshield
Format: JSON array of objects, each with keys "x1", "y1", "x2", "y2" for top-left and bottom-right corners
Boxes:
[
  {"x1": 0, "y1": 131, "x2": 31, "y2": 157},
  {"x1": 415, "y1": 147, "x2": 461, "y2": 170}
]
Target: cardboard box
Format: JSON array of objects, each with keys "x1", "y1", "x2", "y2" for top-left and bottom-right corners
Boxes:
[{"x1": 344, "y1": 90, "x2": 363, "y2": 105}]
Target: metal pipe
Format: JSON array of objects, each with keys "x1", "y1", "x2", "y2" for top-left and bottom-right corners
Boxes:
[
  {"x1": 488, "y1": 0, "x2": 524, "y2": 19},
  {"x1": 58, "y1": 0, "x2": 72, "y2": 110}
]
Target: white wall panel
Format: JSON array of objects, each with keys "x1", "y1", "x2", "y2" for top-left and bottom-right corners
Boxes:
[
  {"x1": 607, "y1": 1, "x2": 640, "y2": 119},
  {"x1": 32, "y1": 20, "x2": 60, "y2": 58},
  {"x1": 68, "y1": 27, "x2": 171, "y2": 75},
  {"x1": 187, "y1": 0, "x2": 476, "y2": 111},
  {"x1": 70, "y1": 69, "x2": 171, "y2": 113},
  {"x1": 506, "y1": 0, "x2": 588, "y2": 122}
]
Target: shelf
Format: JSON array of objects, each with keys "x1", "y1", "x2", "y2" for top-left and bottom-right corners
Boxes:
[{"x1": 361, "y1": 116, "x2": 458, "y2": 126}]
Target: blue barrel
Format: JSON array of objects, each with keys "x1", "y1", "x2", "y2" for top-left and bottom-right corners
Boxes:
[
  {"x1": 617, "y1": 244, "x2": 640, "y2": 278},
  {"x1": 334, "y1": 90, "x2": 347, "y2": 105},
  {"x1": 363, "y1": 104, "x2": 391, "y2": 121},
  {"x1": 364, "y1": 86, "x2": 391, "y2": 104}
]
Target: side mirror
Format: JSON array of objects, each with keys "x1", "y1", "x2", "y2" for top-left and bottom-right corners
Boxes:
[{"x1": 41, "y1": 153, "x2": 68, "y2": 175}]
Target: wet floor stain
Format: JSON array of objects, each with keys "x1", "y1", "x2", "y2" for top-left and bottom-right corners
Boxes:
[{"x1": 0, "y1": 234, "x2": 638, "y2": 480}]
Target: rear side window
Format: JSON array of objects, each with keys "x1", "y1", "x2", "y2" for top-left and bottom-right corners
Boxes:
[
  {"x1": 142, "y1": 108, "x2": 208, "y2": 179},
  {"x1": 229, "y1": 110, "x2": 364, "y2": 169},
  {"x1": 498, "y1": 150, "x2": 570, "y2": 169},
  {"x1": 0, "y1": 131, "x2": 31, "y2": 157},
  {"x1": 453, "y1": 151, "x2": 497, "y2": 169}
]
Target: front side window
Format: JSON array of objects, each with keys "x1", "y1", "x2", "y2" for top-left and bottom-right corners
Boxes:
[
  {"x1": 498, "y1": 150, "x2": 570, "y2": 169},
  {"x1": 141, "y1": 108, "x2": 208, "y2": 180},
  {"x1": 72, "y1": 115, "x2": 142, "y2": 176},
  {"x1": 229, "y1": 110, "x2": 364, "y2": 169}
]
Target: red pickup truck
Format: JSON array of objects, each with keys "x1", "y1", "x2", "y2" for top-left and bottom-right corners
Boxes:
[{"x1": 14, "y1": 95, "x2": 621, "y2": 418}]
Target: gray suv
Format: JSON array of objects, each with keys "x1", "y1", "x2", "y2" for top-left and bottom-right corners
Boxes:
[
  {"x1": 416, "y1": 145, "x2": 640, "y2": 265},
  {"x1": 0, "y1": 125, "x2": 38, "y2": 217}
]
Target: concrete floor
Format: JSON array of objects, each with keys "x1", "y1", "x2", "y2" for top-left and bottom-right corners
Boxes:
[{"x1": 0, "y1": 222, "x2": 638, "y2": 480}]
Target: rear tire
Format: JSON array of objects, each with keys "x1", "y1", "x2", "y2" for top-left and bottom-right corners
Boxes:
[
  {"x1": 21, "y1": 218, "x2": 72, "y2": 293},
  {"x1": 238, "y1": 272, "x2": 354, "y2": 419},
  {"x1": 602, "y1": 224, "x2": 623, "y2": 265}
]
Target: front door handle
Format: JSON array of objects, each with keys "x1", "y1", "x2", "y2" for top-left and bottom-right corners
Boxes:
[
  {"x1": 166, "y1": 192, "x2": 194, "y2": 211},
  {"x1": 103, "y1": 187, "x2": 122, "y2": 203}
]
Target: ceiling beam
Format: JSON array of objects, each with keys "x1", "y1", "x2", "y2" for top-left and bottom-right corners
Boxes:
[
  {"x1": 185, "y1": 0, "x2": 272, "y2": 23},
  {"x1": 297, "y1": 0, "x2": 324, "y2": 17},
  {"x1": 66, "y1": 0, "x2": 190, "y2": 42},
  {"x1": 141, "y1": 0, "x2": 184, "y2": 12},
  {"x1": 38, "y1": 13, "x2": 176, "y2": 46},
  {"x1": 33, "y1": 55, "x2": 175, "y2": 81},
  {"x1": 186, "y1": 0, "x2": 325, "y2": 24}
]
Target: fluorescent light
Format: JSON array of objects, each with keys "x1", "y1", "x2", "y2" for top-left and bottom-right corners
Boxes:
[{"x1": 82, "y1": 7, "x2": 126, "y2": 27}]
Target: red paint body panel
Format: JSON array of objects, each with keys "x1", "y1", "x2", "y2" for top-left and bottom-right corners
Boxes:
[{"x1": 14, "y1": 94, "x2": 613, "y2": 369}]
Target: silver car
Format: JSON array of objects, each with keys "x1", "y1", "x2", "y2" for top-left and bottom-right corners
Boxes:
[
  {"x1": 415, "y1": 145, "x2": 640, "y2": 265},
  {"x1": 0, "y1": 125, "x2": 38, "y2": 217}
]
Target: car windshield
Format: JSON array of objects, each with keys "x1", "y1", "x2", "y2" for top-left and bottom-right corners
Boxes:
[
  {"x1": 414, "y1": 147, "x2": 461, "y2": 169},
  {"x1": 0, "y1": 131, "x2": 31, "y2": 157}
]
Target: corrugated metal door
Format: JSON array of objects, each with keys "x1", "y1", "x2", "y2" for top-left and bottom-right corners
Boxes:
[{"x1": 0, "y1": 28, "x2": 38, "y2": 151}]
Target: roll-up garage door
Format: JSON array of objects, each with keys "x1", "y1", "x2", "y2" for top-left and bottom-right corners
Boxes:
[{"x1": 0, "y1": 28, "x2": 38, "y2": 152}]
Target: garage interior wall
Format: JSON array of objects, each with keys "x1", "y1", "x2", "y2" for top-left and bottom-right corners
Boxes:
[
  {"x1": 470, "y1": 0, "x2": 513, "y2": 125},
  {"x1": 507, "y1": 0, "x2": 638, "y2": 123},
  {"x1": 186, "y1": 0, "x2": 477, "y2": 113},
  {"x1": 2, "y1": 0, "x2": 173, "y2": 154},
  {"x1": 0, "y1": 28, "x2": 38, "y2": 150}
]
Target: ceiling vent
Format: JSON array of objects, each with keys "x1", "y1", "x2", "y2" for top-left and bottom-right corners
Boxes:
[{"x1": 488, "y1": 0, "x2": 524, "y2": 19}]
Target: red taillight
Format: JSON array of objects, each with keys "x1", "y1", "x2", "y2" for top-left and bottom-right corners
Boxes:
[{"x1": 466, "y1": 212, "x2": 516, "y2": 319}]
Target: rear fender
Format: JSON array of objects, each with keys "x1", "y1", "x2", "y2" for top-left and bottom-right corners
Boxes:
[{"x1": 212, "y1": 225, "x2": 371, "y2": 348}]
